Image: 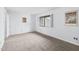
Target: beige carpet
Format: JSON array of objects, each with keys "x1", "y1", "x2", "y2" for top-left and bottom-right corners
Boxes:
[{"x1": 2, "y1": 32, "x2": 79, "y2": 51}]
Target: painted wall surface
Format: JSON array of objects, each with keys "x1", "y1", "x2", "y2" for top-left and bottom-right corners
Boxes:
[
  {"x1": 6, "y1": 14, "x2": 10, "y2": 37},
  {"x1": 9, "y1": 13, "x2": 36, "y2": 35},
  {"x1": 5, "y1": 11, "x2": 10, "y2": 37},
  {"x1": 30, "y1": 15, "x2": 36, "y2": 31},
  {"x1": 36, "y1": 7, "x2": 79, "y2": 46},
  {"x1": 0, "y1": 7, "x2": 6, "y2": 48}
]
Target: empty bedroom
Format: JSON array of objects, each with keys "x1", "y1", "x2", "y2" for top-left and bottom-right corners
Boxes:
[{"x1": 0, "y1": 7, "x2": 79, "y2": 51}]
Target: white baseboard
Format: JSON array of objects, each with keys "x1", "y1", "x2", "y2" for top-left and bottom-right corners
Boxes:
[
  {"x1": 36, "y1": 31, "x2": 79, "y2": 46},
  {"x1": 52, "y1": 35, "x2": 79, "y2": 46}
]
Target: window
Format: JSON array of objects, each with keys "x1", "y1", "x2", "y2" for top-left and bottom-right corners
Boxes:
[{"x1": 40, "y1": 15, "x2": 50, "y2": 27}]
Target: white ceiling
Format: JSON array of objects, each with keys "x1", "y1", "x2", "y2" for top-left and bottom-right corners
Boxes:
[{"x1": 6, "y1": 7, "x2": 55, "y2": 14}]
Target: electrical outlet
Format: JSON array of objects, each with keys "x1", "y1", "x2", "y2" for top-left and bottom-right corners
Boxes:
[{"x1": 73, "y1": 37, "x2": 78, "y2": 40}]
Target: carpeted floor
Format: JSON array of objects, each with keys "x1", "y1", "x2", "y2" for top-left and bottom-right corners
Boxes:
[{"x1": 2, "y1": 32, "x2": 79, "y2": 51}]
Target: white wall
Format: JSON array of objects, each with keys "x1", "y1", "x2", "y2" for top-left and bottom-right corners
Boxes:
[
  {"x1": 5, "y1": 11, "x2": 10, "y2": 37},
  {"x1": 9, "y1": 13, "x2": 36, "y2": 35},
  {"x1": 36, "y1": 7, "x2": 79, "y2": 46},
  {"x1": 6, "y1": 13, "x2": 10, "y2": 37},
  {"x1": 30, "y1": 14, "x2": 36, "y2": 31},
  {"x1": 0, "y1": 7, "x2": 6, "y2": 48}
]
